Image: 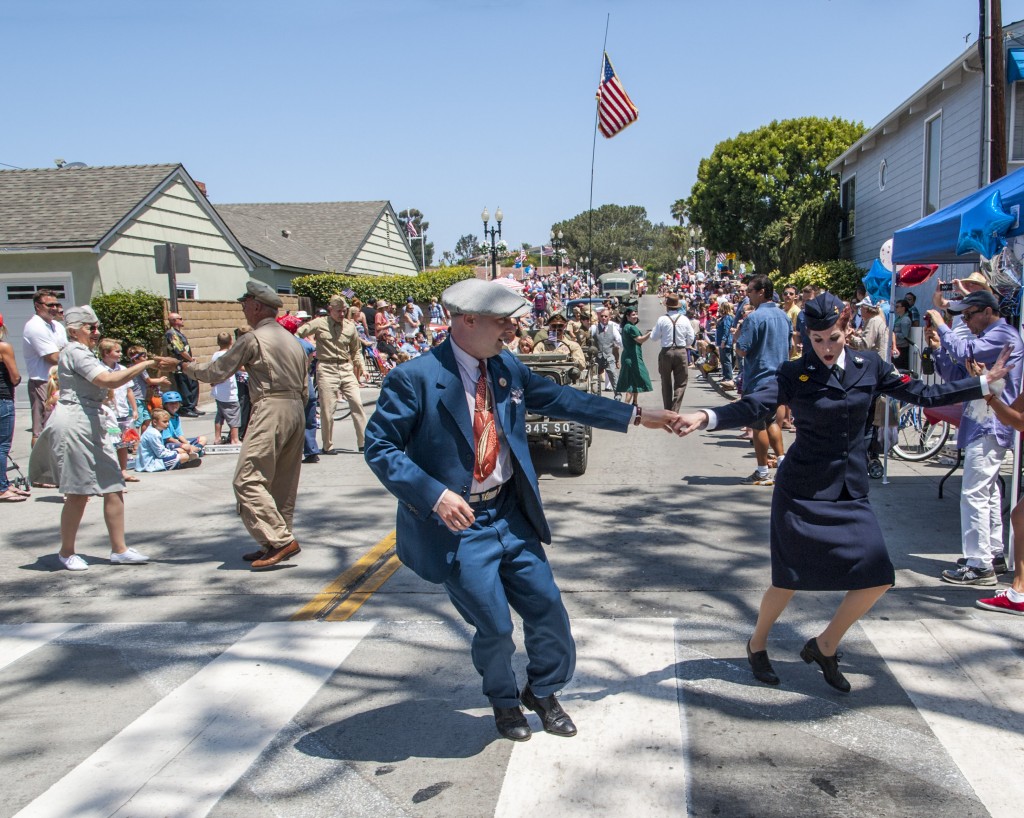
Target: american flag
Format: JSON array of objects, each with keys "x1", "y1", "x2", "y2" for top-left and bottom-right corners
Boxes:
[
  {"x1": 516, "y1": 249, "x2": 527, "y2": 264},
  {"x1": 716, "y1": 252, "x2": 727, "y2": 265},
  {"x1": 405, "y1": 217, "x2": 418, "y2": 238},
  {"x1": 596, "y1": 53, "x2": 638, "y2": 139}
]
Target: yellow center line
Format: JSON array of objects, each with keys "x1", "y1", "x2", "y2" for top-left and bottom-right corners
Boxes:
[
  {"x1": 324, "y1": 555, "x2": 403, "y2": 621},
  {"x1": 290, "y1": 531, "x2": 397, "y2": 621}
]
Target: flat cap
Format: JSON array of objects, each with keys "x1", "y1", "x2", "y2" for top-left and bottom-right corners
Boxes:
[
  {"x1": 803, "y1": 292, "x2": 845, "y2": 331},
  {"x1": 442, "y1": 278, "x2": 531, "y2": 319},
  {"x1": 64, "y1": 305, "x2": 99, "y2": 327},
  {"x1": 237, "y1": 279, "x2": 283, "y2": 308},
  {"x1": 947, "y1": 290, "x2": 999, "y2": 312}
]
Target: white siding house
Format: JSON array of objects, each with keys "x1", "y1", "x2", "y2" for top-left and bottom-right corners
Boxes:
[{"x1": 829, "y1": 20, "x2": 1024, "y2": 269}]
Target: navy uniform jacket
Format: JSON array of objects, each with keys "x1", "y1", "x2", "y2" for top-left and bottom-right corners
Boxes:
[
  {"x1": 365, "y1": 339, "x2": 634, "y2": 583},
  {"x1": 714, "y1": 351, "x2": 983, "y2": 501}
]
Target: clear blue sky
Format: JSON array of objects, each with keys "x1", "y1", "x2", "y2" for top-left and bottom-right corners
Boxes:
[{"x1": 5, "y1": 0, "x2": 1020, "y2": 258}]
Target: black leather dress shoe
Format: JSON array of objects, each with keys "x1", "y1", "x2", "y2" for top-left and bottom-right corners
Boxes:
[
  {"x1": 302, "y1": 454, "x2": 320, "y2": 463},
  {"x1": 746, "y1": 640, "x2": 780, "y2": 685},
  {"x1": 493, "y1": 706, "x2": 531, "y2": 741},
  {"x1": 521, "y1": 686, "x2": 577, "y2": 737},
  {"x1": 800, "y1": 637, "x2": 851, "y2": 693}
]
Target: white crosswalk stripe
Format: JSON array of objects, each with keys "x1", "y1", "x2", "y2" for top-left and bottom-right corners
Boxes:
[
  {"x1": 13, "y1": 621, "x2": 375, "y2": 818},
  {"x1": 862, "y1": 618, "x2": 1024, "y2": 818},
  {"x1": 496, "y1": 619, "x2": 686, "y2": 817},
  {"x1": 0, "y1": 623, "x2": 77, "y2": 673}
]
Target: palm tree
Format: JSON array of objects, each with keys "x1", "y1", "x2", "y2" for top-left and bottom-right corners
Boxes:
[{"x1": 670, "y1": 199, "x2": 689, "y2": 226}]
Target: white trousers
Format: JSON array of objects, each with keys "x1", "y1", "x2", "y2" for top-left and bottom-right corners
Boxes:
[{"x1": 960, "y1": 434, "x2": 1005, "y2": 568}]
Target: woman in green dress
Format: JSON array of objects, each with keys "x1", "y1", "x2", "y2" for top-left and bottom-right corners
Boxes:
[{"x1": 615, "y1": 307, "x2": 653, "y2": 405}]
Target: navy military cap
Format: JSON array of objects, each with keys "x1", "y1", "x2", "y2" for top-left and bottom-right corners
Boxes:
[{"x1": 803, "y1": 292, "x2": 845, "y2": 331}]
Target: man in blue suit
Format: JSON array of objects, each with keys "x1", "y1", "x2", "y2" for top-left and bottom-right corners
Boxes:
[{"x1": 365, "y1": 278, "x2": 679, "y2": 741}]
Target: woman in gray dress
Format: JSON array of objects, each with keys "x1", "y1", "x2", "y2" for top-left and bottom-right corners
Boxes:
[{"x1": 31, "y1": 306, "x2": 177, "y2": 571}]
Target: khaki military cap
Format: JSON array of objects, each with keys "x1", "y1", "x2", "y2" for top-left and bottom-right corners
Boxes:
[{"x1": 237, "y1": 279, "x2": 283, "y2": 308}]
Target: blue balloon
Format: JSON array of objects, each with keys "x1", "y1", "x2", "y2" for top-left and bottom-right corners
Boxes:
[
  {"x1": 862, "y1": 258, "x2": 893, "y2": 302},
  {"x1": 956, "y1": 190, "x2": 1016, "y2": 258}
]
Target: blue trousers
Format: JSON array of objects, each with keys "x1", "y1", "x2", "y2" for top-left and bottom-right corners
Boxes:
[
  {"x1": 442, "y1": 489, "x2": 574, "y2": 707},
  {"x1": 0, "y1": 399, "x2": 13, "y2": 492},
  {"x1": 303, "y1": 397, "x2": 320, "y2": 457}
]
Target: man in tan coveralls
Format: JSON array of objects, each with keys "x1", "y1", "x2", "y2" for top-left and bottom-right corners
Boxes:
[
  {"x1": 182, "y1": 280, "x2": 308, "y2": 570},
  {"x1": 297, "y1": 294, "x2": 367, "y2": 454}
]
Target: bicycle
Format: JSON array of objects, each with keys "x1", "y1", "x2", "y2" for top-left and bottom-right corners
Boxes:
[{"x1": 889, "y1": 401, "x2": 951, "y2": 462}]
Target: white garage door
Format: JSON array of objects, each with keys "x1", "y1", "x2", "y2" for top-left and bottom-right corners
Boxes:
[{"x1": 1, "y1": 275, "x2": 75, "y2": 406}]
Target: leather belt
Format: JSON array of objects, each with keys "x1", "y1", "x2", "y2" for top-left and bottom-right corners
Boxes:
[
  {"x1": 662, "y1": 345, "x2": 688, "y2": 350},
  {"x1": 468, "y1": 484, "x2": 506, "y2": 505}
]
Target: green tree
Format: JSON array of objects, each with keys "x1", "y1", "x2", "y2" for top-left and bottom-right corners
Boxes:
[
  {"x1": 669, "y1": 198, "x2": 689, "y2": 226},
  {"x1": 552, "y1": 204, "x2": 664, "y2": 274},
  {"x1": 686, "y1": 116, "x2": 866, "y2": 274},
  {"x1": 398, "y1": 208, "x2": 435, "y2": 269},
  {"x1": 454, "y1": 233, "x2": 479, "y2": 264}
]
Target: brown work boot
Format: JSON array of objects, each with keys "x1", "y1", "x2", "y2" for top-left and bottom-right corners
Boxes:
[{"x1": 251, "y1": 541, "x2": 301, "y2": 570}]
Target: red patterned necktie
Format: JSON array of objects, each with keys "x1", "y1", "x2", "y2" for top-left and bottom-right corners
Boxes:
[{"x1": 473, "y1": 360, "x2": 499, "y2": 481}]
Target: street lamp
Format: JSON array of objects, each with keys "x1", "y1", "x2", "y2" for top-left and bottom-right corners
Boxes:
[
  {"x1": 550, "y1": 229, "x2": 564, "y2": 277},
  {"x1": 482, "y1": 206, "x2": 503, "y2": 280},
  {"x1": 689, "y1": 227, "x2": 705, "y2": 274}
]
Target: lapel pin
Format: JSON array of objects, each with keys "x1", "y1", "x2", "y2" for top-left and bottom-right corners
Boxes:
[
  {"x1": 853, "y1": 356, "x2": 864, "y2": 365},
  {"x1": 799, "y1": 374, "x2": 810, "y2": 382},
  {"x1": 499, "y1": 377, "x2": 508, "y2": 388}
]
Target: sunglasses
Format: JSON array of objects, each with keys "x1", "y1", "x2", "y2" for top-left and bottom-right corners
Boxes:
[
  {"x1": 86, "y1": 323, "x2": 101, "y2": 332},
  {"x1": 961, "y1": 308, "x2": 984, "y2": 320}
]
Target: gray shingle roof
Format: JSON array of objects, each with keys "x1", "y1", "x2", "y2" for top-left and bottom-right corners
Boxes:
[
  {"x1": 0, "y1": 164, "x2": 181, "y2": 248},
  {"x1": 215, "y1": 201, "x2": 389, "y2": 273}
]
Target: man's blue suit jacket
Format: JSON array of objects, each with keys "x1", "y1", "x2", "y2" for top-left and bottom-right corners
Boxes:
[{"x1": 365, "y1": 339, "x2": 634, "y2": 583}]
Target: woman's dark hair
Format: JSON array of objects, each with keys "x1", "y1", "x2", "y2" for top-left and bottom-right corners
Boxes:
[{"x1": 896, "y1": 299, "x2": 910, "y2": 311}]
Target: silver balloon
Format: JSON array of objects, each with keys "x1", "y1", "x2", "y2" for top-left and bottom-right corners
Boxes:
[{"x1": 980, "y1": 242, "x2": 1022, "y2": 292}]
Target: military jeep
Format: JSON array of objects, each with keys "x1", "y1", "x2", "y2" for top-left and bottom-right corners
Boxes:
[{"x1": 516, "y1": 348, "x2": 599, "y2": 475}]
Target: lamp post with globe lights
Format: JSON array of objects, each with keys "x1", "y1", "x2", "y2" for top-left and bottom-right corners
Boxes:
[
  {"x1": 482, "y1": 207, "x2": 503, "y2": 280},
  {"x1": 550, "y1": 230, "x2": 564, "y2": 277}
]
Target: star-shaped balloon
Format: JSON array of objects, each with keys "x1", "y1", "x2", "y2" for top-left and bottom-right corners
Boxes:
[
  {"x1": 862, "y1": 258, "x2": 893, "y2": 303},
  {"x1": 956, "y1": 190, "x2": 1016, "y2": 258}
]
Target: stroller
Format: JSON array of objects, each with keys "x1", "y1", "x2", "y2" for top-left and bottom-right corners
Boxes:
[{"x1": 6, "y1": 452, "x2": 30, "y2": 493}]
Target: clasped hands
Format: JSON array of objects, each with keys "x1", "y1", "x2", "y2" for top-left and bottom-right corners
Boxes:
[{"x1": 152, "y1": 356, "x2": 181, "y2": 373}]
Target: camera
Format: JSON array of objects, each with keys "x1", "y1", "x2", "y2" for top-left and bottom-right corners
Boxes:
[{"x1": 939, "y1": 282, "x2": 954, "y2": 292}]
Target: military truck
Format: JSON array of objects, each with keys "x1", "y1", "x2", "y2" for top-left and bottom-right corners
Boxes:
[{"x1": 516, "y1": 348, "x2": 600, "y2": 474}]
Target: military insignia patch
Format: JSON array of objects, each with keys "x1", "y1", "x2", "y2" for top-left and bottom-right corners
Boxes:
[
  {"x1": 799, "y1": 374, "x2": 810, "y2": 382},
  {"x1": 900, "y1": 373, "x2": 912, "y2": 384}
]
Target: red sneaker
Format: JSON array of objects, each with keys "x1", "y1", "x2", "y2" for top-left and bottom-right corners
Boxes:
[{"x1": 975, "y1": 590, "x2": 1024, "y2": 616}]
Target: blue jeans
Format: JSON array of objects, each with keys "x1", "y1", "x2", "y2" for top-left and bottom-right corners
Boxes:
[
  {"x1": 0, "y1": 399, "x2": 14, "y2": 492},
  {"x1": 719, "y1": 345, "x2": 734, "y2": 381}
]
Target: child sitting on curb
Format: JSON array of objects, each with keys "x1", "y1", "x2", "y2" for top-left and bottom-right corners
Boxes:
[
  {"x1": 159, "y1": 390, "x2": 206, "y2": 455},
  {"x1": 136, "y1": 409, "x2": 200, "y2": 472}
]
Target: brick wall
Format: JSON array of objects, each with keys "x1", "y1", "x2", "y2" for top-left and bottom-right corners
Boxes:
[{"x1": 171, "y1": 296, "x2": 300, "y2": 405}]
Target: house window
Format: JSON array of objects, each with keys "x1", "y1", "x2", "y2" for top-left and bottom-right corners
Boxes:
[
  {"x1": 175, "y1": 283, "x2": 197, "y2": 301},
  {"x1": 1011, "y1": 83, "x2": 1024, "y2": 162},
  {"x1": 276, "y1": 286, "x2": 293, "y2": 295},
  {"x1": 878, "y1": 159, "x2": 888, "y2": 191},
  {"x1": 5, "y1": 283, "x2": 68, "y2": 300},
  {"x1": 924, "y1": 113, "x2": 942, "y2": 215},
  {"x1": 840, "y1": 176, "x2": 856, "y2": 239}
]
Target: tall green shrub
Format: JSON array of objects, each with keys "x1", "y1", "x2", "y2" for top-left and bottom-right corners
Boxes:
[
  {"x1": 777, "y1": 260, "x2": 865, "y2": 301},
  {"x1": 291, "y1": 267, "x2": 476, "y2": 308},
  {"x1": 92, "y1": 289, "x2": 166, "y2": 360}
]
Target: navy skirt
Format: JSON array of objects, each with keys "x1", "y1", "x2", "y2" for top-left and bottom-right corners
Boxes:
[{"x1": 769, "y1": 484, "x2": 895, "y2": 591}]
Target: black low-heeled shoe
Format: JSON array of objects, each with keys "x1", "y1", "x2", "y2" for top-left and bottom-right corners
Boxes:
[
  {"x1": 800, "y1": 637, "x2": 851, "y2": 693},
  {"x1": 746, "y1": 640, "x2": 780, "y2": 685}
]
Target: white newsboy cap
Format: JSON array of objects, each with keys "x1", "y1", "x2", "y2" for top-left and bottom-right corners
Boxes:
[
  {"x1": 442, "y1": 278, "x2": 531, "y2": 319},
  {"x1": 237, "y1": 279, "x2": 283, "y2": 308},
  {"x1": 64, "y1": 305, "x2": 99, "y2": 327}
]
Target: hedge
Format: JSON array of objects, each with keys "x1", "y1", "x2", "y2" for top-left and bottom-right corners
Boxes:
[
  {"x1": 91, "y1": 289, "x2": 167, "y2": 361},
  {"x1": 775, "y1": 260, "x2": 865, "y2": 301},
  {"x1": 290, "y1": 266, "x2": 477, "y2": 307}
]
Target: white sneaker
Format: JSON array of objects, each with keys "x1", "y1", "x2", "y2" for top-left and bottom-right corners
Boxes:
[
  {"x1": 110, "y1": 547, "x2": 149, "y2": 565},
  {"x1": 58, "y1": 553, "x2": 89, "y2": 571}
]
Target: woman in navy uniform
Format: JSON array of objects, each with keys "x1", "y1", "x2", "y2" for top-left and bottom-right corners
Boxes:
[{"x1": 675, "y1": 293, "x2": 1011, "y2": 692}]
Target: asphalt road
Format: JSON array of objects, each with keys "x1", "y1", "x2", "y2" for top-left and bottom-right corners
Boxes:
[{"x1": 1, "y1": 295, "x2": 1021, "y2": 818}]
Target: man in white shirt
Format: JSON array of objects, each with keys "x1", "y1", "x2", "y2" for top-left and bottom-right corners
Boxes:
[
  {"x1": 650, "y1": 294, "x2": 696, "y2": 412},
  {"x1": 590, "y1": 309, "x2": 623, "y2": 396},
  {"x1": 22, "y1": 289, "x2": 68, "y2": 445}
]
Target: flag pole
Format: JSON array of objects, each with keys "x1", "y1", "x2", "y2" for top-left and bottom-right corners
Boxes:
[{"x1": 587, "y1": 14, "x2": 610, "y2": 295}]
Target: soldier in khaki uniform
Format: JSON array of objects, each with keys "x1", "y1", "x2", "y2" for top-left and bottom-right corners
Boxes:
[
  {"x1": 183, "y1": 280, "x2": 308, "y2": 570},
  {"x1": 533, "y1": 311, "x2": 587, "y2": 370},
  {"x1": 297, "y1": 295, "x2": 367, "y2": 453}
]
